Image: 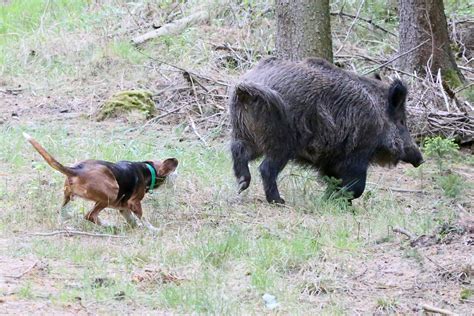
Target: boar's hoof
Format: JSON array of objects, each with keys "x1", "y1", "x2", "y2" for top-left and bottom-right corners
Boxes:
[
  {"x1": 268, "y1": 197, "x2": 285, "y2": 205},
  {"x1": 238, "y1": 177, "x2": 250, "y2": 193}
]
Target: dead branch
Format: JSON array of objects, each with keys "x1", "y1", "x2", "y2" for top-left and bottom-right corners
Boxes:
[
  {"x1": 421, "y1": 303, "x2": 458, "y2": 315},
  {"x1": 331, "y1": 12, "x2": 397, "y2": 37},
  {"x1": 132, "y1": 10, "x2": 209, "y2": 45},
  {"x1": 387, "y1": 188, "x2": 426, "y2": 194},
  {"x1": 5, "y1": 261, "x2": 39, "y2": 279},
  {"x1": 335, "y1": 0, "x2": 366, "y2": 55},
  {"x1": 364, "y1": 39, "x2": 430, "y2": 75},
  {"x1": 28, "y1": 230, "x2": 126, "y2": 238},
  {"x1": 392, "y1": 227, "x2": 417, "y2": 241},
  {"x1": 137, "y1": 50, "x2": 231, "y2": 87},
  {"x1": 408, "y1": 107, "x2": 473, "y2": 144}
]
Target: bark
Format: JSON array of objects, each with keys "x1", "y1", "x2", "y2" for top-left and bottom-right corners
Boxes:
[
  {"x1": 275, "y1": 0, "x2": 333, "y2": 62},
  {"x1": 398, "y1": 0, "x2": 465, "y2": 85}
]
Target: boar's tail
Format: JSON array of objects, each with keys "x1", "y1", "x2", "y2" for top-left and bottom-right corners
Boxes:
[
  {"x1": 230, "y1": 81, "x2": 291, "y2": 148},
  {"x1": 232, "y1": 81, "x2": 286, "y2": 116}
]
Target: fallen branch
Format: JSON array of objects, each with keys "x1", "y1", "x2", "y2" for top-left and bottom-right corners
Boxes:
[
  {"x1": 136, "y1": 50, "x2": 231, "y2": 87},
  {"x1": 132, "y1": 10, "x2": 209, "y2": 45},
  {"x1": 366, "y1": 182, "x2": 426, "y2": 194},
  {"x1": 5, "y1": 261, "x2": 39, "y2": 279},
  {"x1": 408, "y1": 107, "x2": 474, "y2": 144},
  {"x1": 363, "y1": 39, "x2": 430, "y2": 75},
  {"x1": 28, "y1": 230, "x2": 126, "y2": 238},
  {"x1": 331, "y1": 11, "x2": 397, "y2": 37},
  {"x1": 421, "y1": 303, "x2": 458, "y2": 316},
  {"x1": 387, "y1": 187, "x2": 426, "y2": 194},
  {"x1": 393, "y1": 226, "x2": 417, "y2": 241}
]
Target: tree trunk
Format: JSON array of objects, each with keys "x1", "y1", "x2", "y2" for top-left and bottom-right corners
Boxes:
[
  {"x1": 398, "y1": 0, "x2": 465, "y2": 86},
  {"x1": 275, "y1": 0, "x2": 333, "y2": 62}
]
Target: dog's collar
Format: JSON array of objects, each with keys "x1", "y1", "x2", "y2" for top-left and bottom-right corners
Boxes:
[{"x1": 145, "y1": 163, "x2": 157, "y2": 192}]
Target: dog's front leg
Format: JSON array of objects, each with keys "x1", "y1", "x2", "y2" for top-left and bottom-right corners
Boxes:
[
  {"x1": 129, "y1": 201, "x2": 159, "y2": 232},
  {"x1": 119, "y1": 209, "x2": 138, "y2": 228}
]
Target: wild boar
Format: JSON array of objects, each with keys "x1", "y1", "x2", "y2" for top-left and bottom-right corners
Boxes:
[{"x1": 229, "y1": 57, "x2": 423, "y2": 204}]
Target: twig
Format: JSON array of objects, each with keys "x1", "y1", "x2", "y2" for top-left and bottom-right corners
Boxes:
[
  {"x1": 335, "y1": 0, "x2": 365, "y2": 55},
  {"x1": 387, "y1": 187, "x2": 426, "y2": 194},
  {"x1": 421, "y1": 303, "x2": 457, "y2": 315},
  {"x1": 331, "y1": 11, "x2": 397, "y2": 37},
  {"x1": 136, "y1": 50, "x2": 230, "y2": 87},
  {"x1": 5, "y1": 261, "x2": 39, "y2": 279},
  {"x1": 188, "y1": 116, "x2": 208, "y2": 146},
  {"x1": 367, "y1": 182, "x2": 426, "y2": 194},
  {"x1": 454, "y1": 82, "x2": 473, "y2": 94},
  {"x1": 456, "y1": 203, "x2": 469, "y2": 214},
  {"x1": 132, "y1": 104, "x2": 188, "y2": 135},
  {"x1": 28, "y1": 230, "x2": 126, "y2": 238},
  {"x1": 392, "y1": 226, "x2": 417, "y2": 241},
  {"x1": 363, "y1": 39, "x2": 430, "y2": 75}
]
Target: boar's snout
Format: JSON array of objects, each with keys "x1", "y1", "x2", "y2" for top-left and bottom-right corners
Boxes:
[{"x1": 402, "y1": 146, "x2": 424, "y2": 168}]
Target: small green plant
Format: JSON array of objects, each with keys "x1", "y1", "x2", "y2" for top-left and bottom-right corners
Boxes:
[
  {"x1": 376, "y1": 297, "x2": 398, "y2": 312},
  {"x1": 437, "y1": 173, "x2": 463, "y2": 198},
  {"x1": 403, "y1": 248, "x2": 423, "y2": 264},
  {"x1": 322, "y1": 176, "x2": 354, "y2": 206},
  {"x1": 460, "y1": 288, "x2": 473, "y2": 300},
  {"x1": 18, "y1": 282, "x2": 34, "y2": 299},
  {"x1": 423, "y1": 137, "x2": 459, "y2": 172}
]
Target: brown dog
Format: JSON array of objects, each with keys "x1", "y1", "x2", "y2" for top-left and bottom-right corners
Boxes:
[{"x1": 24, "y1": 133, "x2": 178, "y2": 230}]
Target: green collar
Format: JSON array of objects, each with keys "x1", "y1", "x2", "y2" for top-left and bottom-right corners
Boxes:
[{"x1": 145, "y1": 163, "x2": 157, "y2": 192}]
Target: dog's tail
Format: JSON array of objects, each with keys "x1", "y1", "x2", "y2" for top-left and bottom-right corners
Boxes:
[{"x1": 23, "y1": 133, "x2": 76, "y2": 176}]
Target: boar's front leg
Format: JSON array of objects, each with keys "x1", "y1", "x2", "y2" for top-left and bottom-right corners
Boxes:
[
  {"x1": 259, "y1": 156, "x2": 289, "y2": 204},
  {"x1": 328, "y1": 160, "x2": 368, "y2": 201}
]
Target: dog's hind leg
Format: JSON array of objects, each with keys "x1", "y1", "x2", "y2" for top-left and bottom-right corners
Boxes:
[
  {"x1": 231, "y1": 140, "x2": 256, "y2": 193},
  {"x1": 84, "y1": 202, "x2": 108, "y2": 226},
  {"x1": 59, "y1": 181, "x2": 73, "y2": 221}
]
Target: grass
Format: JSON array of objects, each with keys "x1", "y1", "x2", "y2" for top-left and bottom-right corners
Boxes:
[{"x1": 1, "y1": 119, "x2": 471, "y2": 314}]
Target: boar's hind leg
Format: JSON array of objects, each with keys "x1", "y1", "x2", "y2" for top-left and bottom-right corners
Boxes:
[
  {"x1": 259, "y1": 156, "x2": 289, "y2": 204},
  {"x1": 231, "y1": 140, "x2": 256, "y2": 193}
]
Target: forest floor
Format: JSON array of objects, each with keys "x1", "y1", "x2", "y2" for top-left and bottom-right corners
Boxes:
[
  {"x1": 1, "y1": 1, "x2": 473, "y2": 315},
  {"x1": 1, "y1": 89, "x2": 473, "y2": 315}
]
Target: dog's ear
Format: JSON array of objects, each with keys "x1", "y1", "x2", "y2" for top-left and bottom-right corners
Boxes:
[{"x1": 157, "y1": 158, "x2": 178, "y2": 176}]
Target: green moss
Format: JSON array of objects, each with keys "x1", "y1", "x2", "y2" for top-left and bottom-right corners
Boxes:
[
  {"x1": 442, "y1": 69, "x2": 463, "y2": 89},
  {"x1": 97, "y1": 90, "x2": 155, "y2": 121},
  {"x1": 459, "y1": 86, "x2": 474, "y2": 103}
]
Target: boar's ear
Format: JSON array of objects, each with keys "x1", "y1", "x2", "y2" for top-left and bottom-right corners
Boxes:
[
  {"x1": 388, "y1": 80, "x2": 407, "y2": 112},
  {"x1": 373, "y1": 73, "x2": 382, "y2": 81}
]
